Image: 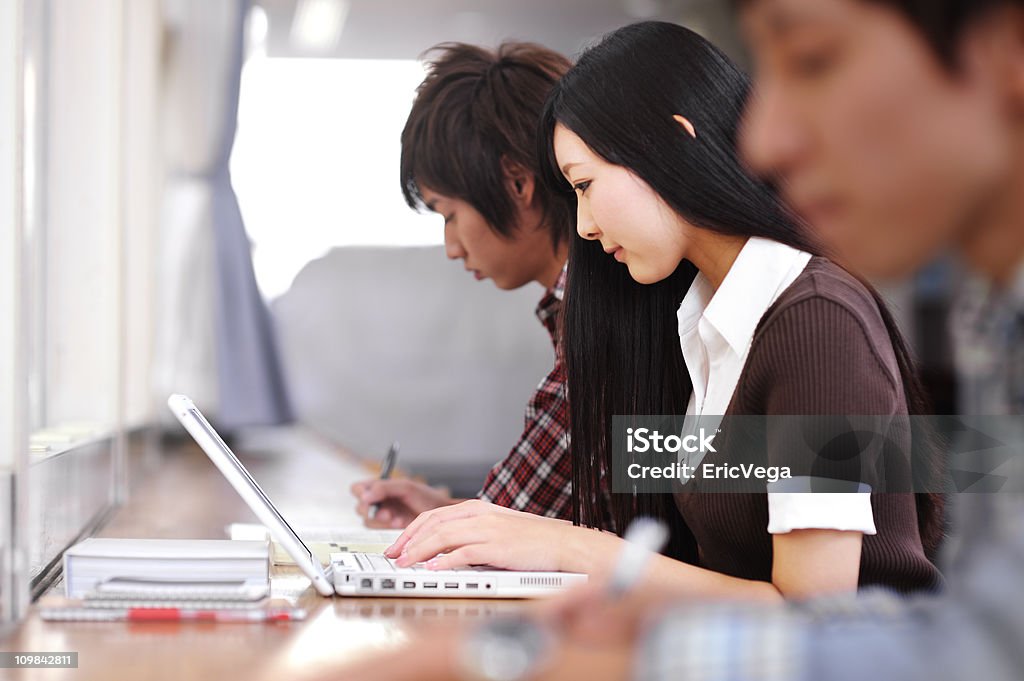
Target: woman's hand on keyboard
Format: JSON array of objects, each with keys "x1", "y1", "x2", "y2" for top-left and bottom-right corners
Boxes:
[{"x1": 382, "y1": 499, "x2": 620, "y2": 574}]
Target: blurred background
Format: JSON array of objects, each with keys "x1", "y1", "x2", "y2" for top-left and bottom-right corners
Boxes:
[{"x1": 0, "y1": 0, "x2": 957, "y2": 618}]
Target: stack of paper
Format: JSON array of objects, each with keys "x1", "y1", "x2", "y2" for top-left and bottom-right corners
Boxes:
[
  {"x1": 226, "y1": 523, "x2": 401, "y2": 565},
  {"x1": 63, "y1": 538, "x2": 269, "y2": 598}
]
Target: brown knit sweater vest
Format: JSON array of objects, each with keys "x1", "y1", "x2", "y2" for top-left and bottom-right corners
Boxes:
[{"x1": 673, "y1": 257, "x2": 942, "y2": 594}]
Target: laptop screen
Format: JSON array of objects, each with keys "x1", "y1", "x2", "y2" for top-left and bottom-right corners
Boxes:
[{"x1": 188, "y1": 407, "x2": 314, "y2": 564}]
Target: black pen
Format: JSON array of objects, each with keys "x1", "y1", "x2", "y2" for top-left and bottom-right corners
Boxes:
[{"x1": 368, "y1": 441, "x2": 400, "y2": 520}]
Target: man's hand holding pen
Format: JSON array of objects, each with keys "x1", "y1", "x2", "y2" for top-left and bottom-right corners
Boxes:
[{"x1": 351, "y1": 442, "x2": 468, "y2": 528}]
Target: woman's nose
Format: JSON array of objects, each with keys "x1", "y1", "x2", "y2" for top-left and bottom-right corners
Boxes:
[{"x1": 576, "y1": 201, "x2": 599, "y2": 240}]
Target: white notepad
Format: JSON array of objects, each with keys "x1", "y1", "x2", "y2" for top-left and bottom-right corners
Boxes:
[
  {"x1": 63, "y1": 538, "x2": 270, "y2": 598},
  {"x1": 227, "y1": 523, "x2": 402, "y2": 565}
]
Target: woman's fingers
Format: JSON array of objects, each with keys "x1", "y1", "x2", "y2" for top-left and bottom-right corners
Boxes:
[
  {"x1": 421, "y1": 544, "x2": 487, "y2": 571},
  {"x1": 384, "y1": 509, "x2": 437, "y2": 557},
  {"x1": 383, "y1": 502, "x2": 575, "y2": 571},
  {"x1": 385, "y1": 499, "x2": 494, "y2": 557},
  {"x1": 394, "y1": 517, "x2": 490, "y2": 567}
]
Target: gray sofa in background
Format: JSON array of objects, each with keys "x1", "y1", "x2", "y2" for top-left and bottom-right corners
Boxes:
[{"x1": 270, "y1": 245, "x2": 555, "y2": 495}]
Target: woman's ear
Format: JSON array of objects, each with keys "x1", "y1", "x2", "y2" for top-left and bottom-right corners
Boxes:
[
  {"x1": 501, "y1": 156, "x2": 536, "y2": 207},
  {"x1": 673, "y1": 114, "x2": 698, "y2": 139}
]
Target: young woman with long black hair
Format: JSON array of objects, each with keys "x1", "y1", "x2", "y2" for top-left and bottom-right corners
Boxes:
[{"x1": 385, "y1": 21, "x2": 943, "y2": 600}]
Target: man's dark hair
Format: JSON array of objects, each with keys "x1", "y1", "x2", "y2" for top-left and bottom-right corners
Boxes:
[
  {"x1": 867, "y1": 0, "x2": 1023, "y2": 64},
  {"x1": 400, "y1": 42, "x2": 573, "y2": 250},
  {"x1": 735, "y1": 0, "x2": 1023, "y2": 66}
]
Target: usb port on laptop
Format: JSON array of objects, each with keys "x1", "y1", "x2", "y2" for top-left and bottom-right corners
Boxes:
[
  {"x1": 444, "y1": 582, "x2": 459, "y2": 589},
  {"x1": 423, "y1": 582, "x2": 438, "y2": 589}
]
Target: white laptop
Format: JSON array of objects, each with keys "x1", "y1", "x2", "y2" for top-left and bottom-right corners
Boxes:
[{"x1": 168, "y1": 394, "x2": 587, "y2": 598}]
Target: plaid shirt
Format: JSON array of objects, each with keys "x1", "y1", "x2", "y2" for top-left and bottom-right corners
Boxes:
[
  {"x1": 477, "y1": 265, "x2": 572, "y2": 519},
  {"x1": 635, "y1": 485, "x2": 1024, "y2": 681},
  {"x1": 950, "y1": 262, "x2": 1024, "y2": 415},
  {"x1": 636, "y1": 602, "x2": 806, "y2": 681}
]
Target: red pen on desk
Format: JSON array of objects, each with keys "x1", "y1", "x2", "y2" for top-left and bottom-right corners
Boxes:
[{"x1": 40, "y1": 607, "x2": 307, "y2": 623}]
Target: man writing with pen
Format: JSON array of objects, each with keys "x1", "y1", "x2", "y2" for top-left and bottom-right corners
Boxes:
[{"x1": 350, "y1": 42, "x2": 578, "y2": 528}]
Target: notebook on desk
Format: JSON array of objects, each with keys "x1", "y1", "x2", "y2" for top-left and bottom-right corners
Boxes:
[
  {"x1": 63, "y1": 538, "x2": 270, "y2": 598},
  {"x1": 168, "y1": 394, "x2": 588, "y2": 598}
]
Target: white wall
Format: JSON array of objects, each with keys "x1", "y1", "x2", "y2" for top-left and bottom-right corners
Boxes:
[
  {"x1": 122, "y1": 0, "x2": 162, "y2": 427},
  {"x1": 41, "y1": 0, "x2": 122, "y2": 428},
  {"x1": 1, "y1": 0, "x2": 24, "y2": 471},
  {"x1": 11, "y1": 0, "x2": 165, "y2": 607},
  {"x1": 0, "y1": 0, "x2": 28, "y2": 623}
]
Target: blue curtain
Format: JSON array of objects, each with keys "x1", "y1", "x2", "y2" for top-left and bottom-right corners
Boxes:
[{"x1": 209, "y1": 0, "x2": 292, "y2": 428}]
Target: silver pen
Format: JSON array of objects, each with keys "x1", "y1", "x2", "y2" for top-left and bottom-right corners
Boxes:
[{"x1": 607, "y1": 517, "x2": 669, "y2": 597}]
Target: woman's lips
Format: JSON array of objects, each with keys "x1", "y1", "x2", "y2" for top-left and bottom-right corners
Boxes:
[{"x1": 603, "y1": 245, "x2": 625, "y2": 261}]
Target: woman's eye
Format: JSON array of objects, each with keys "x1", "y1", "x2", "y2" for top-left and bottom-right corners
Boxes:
[
  {"x1": 443, "y1": 214, "x2": 454, "y2": 225},
  {"x1": 573, "y1": 180, "x2": 591, "y2": 194}
]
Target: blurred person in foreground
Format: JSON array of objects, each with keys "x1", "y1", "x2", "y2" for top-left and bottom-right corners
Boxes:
[{"x1": 313, "y1": 1, "x2": 1024, "y2": 679}]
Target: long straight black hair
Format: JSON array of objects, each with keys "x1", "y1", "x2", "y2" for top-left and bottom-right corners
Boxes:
[{"x1": 538, "y1": 21, "x2": 943, "y2": 560}]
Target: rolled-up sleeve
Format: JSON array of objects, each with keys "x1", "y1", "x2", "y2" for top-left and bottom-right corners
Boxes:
[{"x1": 767, "y1": 492, "x2": 876, "y2": 535}]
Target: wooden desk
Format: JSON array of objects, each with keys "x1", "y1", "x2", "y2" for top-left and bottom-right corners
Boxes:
[{"x1": 1, "y1": 433, "x2": 525, "y2": 680}]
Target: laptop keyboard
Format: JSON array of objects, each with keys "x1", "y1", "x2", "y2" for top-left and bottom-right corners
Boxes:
[
  {"x1": 359, "y1": 553, "x2": 427, "y2": 572},
  {"x1": 341, "y1": 552, "x2": 492, "y2": 573}
]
